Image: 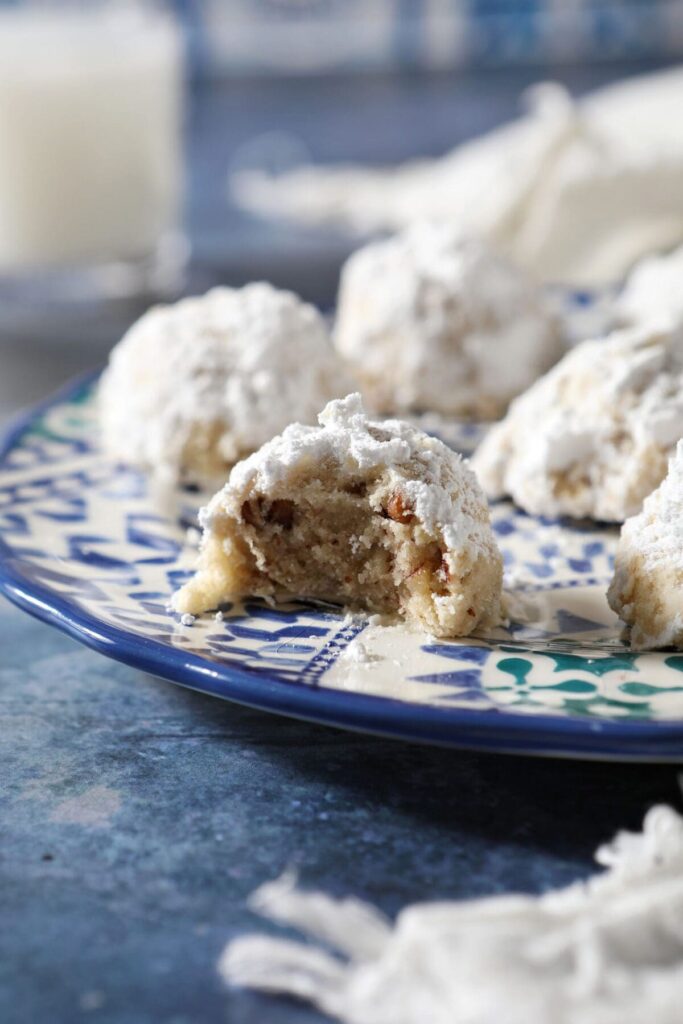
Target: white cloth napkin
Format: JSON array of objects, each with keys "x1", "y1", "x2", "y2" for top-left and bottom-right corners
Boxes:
[
  {"x1": 231, "y1": 67, "x2": 683, "y2": 287},
  {"x1": 221, "y1": 803, "x2": 683, "y2": 1024}
]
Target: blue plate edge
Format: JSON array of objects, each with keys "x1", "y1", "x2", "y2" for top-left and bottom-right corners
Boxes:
[{"x1": 1, "y1": 375, "x2": 683, "y2": 761}]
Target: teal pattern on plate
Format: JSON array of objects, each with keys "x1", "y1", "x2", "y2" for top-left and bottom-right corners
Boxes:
[{"x1": 2, "y1": 380, "x2": 683, "y2": 729}]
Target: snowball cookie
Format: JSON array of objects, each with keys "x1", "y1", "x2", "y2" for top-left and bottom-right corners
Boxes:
[
  {"x1": 473, "y1": 324, "x2": 683, "y2": 522},
  {"x1": 99, "y1": 283, "x2": 348, "y2": 482},
  {"x1": 616, "y1": 244, "x2": 683, "y2": 330},
  {"x1": 333, "y1": 225, "x2": 564, "y2": 420},
  {"x1": 608, "y1": 441, "x2": 683, "y2": 649},
  {"x1": 173, "y1": 394, "x2": 503, "y2": 638}
]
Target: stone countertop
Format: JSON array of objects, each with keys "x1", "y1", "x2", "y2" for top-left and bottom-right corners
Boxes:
[
  {"x1": 2, "y1": 598, "x2": 681, "y2": 1024},
  {"x1": 2, "y1": 62, "x2": 682, "y2": 1024}
]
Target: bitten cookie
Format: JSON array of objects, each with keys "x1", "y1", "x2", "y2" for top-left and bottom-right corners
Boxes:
[{"x1": 173, "y1": 394, "x2": 503, "y2": 638}]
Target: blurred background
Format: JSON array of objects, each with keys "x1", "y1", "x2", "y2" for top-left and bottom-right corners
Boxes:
[{"x1": 2, "y1": 0, "x2": 683, "y2": 419}]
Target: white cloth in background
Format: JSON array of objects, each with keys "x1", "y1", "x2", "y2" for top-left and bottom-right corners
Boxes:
[
  {"x1": 231, "y1": 67, "x2": 683, "y2": 287},
  {"x1": 221, "y1": 803, "x2": 683, "y2": 1024}
]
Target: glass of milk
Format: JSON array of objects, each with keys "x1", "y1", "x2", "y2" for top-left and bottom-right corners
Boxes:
[{"x1": 0, "y1": 1, "x2": 185, "y2": 304}]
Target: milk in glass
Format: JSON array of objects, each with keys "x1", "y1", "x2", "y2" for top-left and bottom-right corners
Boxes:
[{"x1": 0, "y1": 4, "x2": 183, "y2": 278}]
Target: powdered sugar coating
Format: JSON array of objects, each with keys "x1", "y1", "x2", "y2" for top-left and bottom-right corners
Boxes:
[
  {"x1": 619, "y1": 441, "x2": 683, "y2": 571},
  {"x1": 334, "y1": 225, "x2": 564, "y2": 419},
  {"x1": 608, "y1": 441, "x2": 683, "y2": 648},
  {"x1": 473, "y1": 324, "x2": 683, "y2": 522},
  {"x1": 175, "y1": 394, "x2": 503, "y2": 636},
  {"x1": 226, "y1": 393, "x2": 493, "y2": 553},
  {"x1": 99, "y1": 283, "x2": 349, "y2": 481},
  {"x1": 617, "y1": 244, "x2": 683, "y2": 330}
]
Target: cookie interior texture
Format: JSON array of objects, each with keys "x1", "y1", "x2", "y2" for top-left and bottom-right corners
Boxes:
[
  {"x1": 608, "y1": 439, "x2": 683, "y2": 649},
  {"x1": 175, "y1": 428, "x2": 502, "y2": 638}
]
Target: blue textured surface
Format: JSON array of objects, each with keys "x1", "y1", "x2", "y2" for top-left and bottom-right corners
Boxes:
[{"x1": 2, "y1": 597, "x2": 682, "y2": 1024}]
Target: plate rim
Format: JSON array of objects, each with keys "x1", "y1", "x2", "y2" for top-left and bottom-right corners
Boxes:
[{"x1": 2, "y1": 374, "x2": 683, "y2": 761}]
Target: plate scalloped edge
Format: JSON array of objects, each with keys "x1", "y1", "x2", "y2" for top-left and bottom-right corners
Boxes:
[{"x1": 2, "y1": 373, "x2": 683, "y2": 761}]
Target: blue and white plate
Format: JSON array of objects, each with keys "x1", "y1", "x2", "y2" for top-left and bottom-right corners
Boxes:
[{"x1": 2, "y1": 375, "x2": 683, "y2": 761}]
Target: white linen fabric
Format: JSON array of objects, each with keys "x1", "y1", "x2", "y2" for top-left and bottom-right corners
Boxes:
[{"x1": 221, "y1": 804, "x2": 683, "y2": 1024}]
